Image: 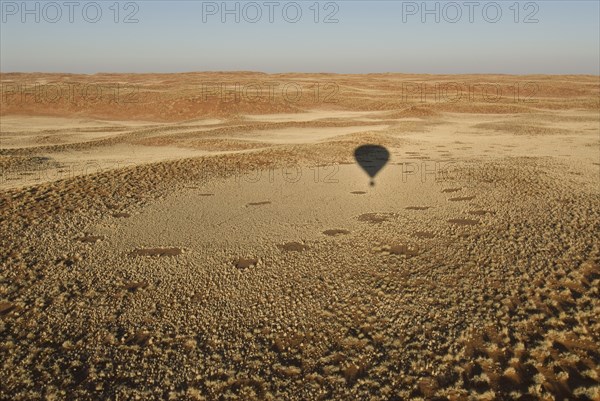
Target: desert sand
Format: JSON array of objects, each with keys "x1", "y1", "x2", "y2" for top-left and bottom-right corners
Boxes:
[{"x1": 0, "y1": 72, "x2": 599, "y2": 400}]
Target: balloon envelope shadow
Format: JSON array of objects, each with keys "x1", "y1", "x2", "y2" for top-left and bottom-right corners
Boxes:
[{"x1": 354, "y1": 145, "x2": 390, "y2": 186}]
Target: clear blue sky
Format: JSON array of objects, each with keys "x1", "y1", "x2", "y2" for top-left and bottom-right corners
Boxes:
[{"x1": 1, "y1": 1, "x2": 598, "y2": 74}]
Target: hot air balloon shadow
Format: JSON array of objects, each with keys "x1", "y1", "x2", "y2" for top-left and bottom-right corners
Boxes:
[{"x1": 354, "y1": 145, "x2": 390, "y2": 186}]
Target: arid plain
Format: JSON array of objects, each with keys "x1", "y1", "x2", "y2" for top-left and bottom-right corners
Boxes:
[{"x1": 1, "y1": 73, "x2": 599, "y2": 400}]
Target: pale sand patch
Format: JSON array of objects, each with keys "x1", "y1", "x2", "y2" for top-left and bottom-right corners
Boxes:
[
  {"x1": 0, "y1": 115, "x2": 158, "y2": 133},
  {"x1": 1, "y1": 116, "x2": 158, "y2": 149},
  {"x1": 0, "y1": 117, "x2": 226, "y2": 149},
  {"x1": 0, "y1": 144, "x2": 207, "y2": 189},
  {"x1": 391, "y1": 111, "x2": 599, "y2": 162},
  {"x1": 90, "y1": 164, "x2": 449, "y2": 254},
  {"x1": 223, "y1": 124, "x2": 390, "y2": 144},
  {"x1": 243, "y1": 109, "x2": 389, "y2": 123}
]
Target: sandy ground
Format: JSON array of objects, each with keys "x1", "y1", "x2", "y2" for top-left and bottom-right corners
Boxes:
[{"x1": 0, "y1": 72, "x2": 599, "y2": 401}]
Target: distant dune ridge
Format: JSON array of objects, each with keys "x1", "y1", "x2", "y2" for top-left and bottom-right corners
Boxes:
[{"x1": 1, "y1": 72, "x2": 598, "y2": 121}]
